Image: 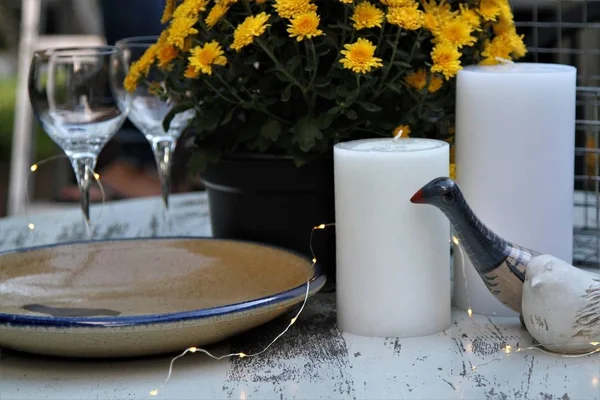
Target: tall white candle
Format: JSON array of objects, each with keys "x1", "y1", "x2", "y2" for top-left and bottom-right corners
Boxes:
[
  {"x1": 334, "y1": 138, "x2": 450, "y2": 338},
  {"x1": 455, "y1": 63, "x2": 576, "y2": 317}
]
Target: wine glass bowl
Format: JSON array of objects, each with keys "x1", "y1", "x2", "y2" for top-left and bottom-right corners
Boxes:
[
  {"x1": 28, "y1": 46, "x2": 129, "y2": 225},
  {"x1": 114, "y1": 36, "x2": 195, "y2": 210}
]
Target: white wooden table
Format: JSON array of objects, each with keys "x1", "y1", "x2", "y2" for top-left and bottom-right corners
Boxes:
[{"x1": 1, "y1": 193, "x2": 599, "y2": 400}]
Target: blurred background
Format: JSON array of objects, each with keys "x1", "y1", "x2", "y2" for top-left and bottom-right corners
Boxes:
[{"x1": 0, "y1": 0, "x2": 599, "y2": 265}]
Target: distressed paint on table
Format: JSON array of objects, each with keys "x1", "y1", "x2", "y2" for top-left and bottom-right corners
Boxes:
[{"x1": 0, "y1": 193, "x2": 599, "y2": 400}]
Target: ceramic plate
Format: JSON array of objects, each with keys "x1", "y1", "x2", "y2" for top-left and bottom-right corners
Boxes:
[{"x1": 0, "y1": 238, "x2": 325, "y2": 358}]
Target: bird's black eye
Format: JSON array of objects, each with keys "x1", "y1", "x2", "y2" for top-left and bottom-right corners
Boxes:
[{"x1": 441, "y1": 191, "x2": 455, "y2": 204}]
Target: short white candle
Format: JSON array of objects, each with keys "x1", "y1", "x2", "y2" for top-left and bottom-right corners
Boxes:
[
  {"x1": 334, "y1": 138, "x2": 451, "y2": 338},
  {"x1": 455, "y1": 62, "x2": 576, "y2": 317}
]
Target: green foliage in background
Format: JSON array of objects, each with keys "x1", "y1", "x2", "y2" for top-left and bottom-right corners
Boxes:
[{"x1": 0, "y1": 77, "x2": 60, "y2": 163}]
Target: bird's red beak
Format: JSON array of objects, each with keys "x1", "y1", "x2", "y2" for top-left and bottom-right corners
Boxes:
[{"x1": 410, "y1": 189, "x2": 425, "y2": 204}]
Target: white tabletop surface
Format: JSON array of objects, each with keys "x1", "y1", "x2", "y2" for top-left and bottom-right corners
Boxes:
[{"x1": 0, "y1": 193, "x2": 599, "y2": 400}]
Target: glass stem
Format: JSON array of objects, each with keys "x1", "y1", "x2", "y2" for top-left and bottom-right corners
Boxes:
[
  {"x1": 70, "y1": 155, "x2": 97, "y2": 225},
  {"x1": 151, "y1": 138, "x2": 177, "y2": 210}
]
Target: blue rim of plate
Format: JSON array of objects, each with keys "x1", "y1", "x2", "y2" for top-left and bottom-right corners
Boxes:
[{"x1": 0, "y1": 237, "x2": 326, "y2": 328}]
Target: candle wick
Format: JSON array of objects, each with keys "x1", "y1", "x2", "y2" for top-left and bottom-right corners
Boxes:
[
  {"x1": 495, "y1": 57, "x2": 514, "y2": 65},
  {"x1": 393, "y1": 130, "x2": 403, "y2": 142}
]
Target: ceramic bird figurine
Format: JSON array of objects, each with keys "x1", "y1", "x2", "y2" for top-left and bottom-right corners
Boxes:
[
  {"x1": 522, "y1": 254, "x2": 600, "y2": 354},
  {"x1": 410, "y1": 177, "x2": 540, "y2": 313}
]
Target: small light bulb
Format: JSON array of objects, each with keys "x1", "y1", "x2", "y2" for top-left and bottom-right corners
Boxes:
[
  {"x1": 471, "y1": 365, "x2": 477, "y2": 371},
  {"x1": 290, "y1": 317, "x2": 298, "y2": 325},
  {"x1": 30, "y1": 164, "x2": 38, "y2": 172},
  {"x1": 467, "y1": 308, "x2": 473, "y2": 318},
  {"x1": 93, "y1": 172, "x2": 100, "y2": 180},
  {"x1": 312, "y1": 258, "x2": 317, "y2": 263},
  {"x1": 516, "y1": 348, "x2": 523, "y2": 352},
  {"x1": 317, "y1": 224, "x2": 326, "y2": 229},
  {"x1": 504, "y1": 345, "x2": 512, "y2": 354},
  {"x1": 189, "y1": 347, "x2": 197, "y2": 353},
  {"x1": 150, "y1": 389, "x2": 158, "y2": 396},
  {"x1": 592, "y1": 377, "x2": 598, "y2": 386},
  {"x1": 28, "y1": 223, "x2": 35, "y2": 230},
  {"x1": 238, "y1": 353, "x2": 247, "y2": 358},
  {"x1": 452, "y1": 236, "x2": 459, "y2": 245},
  {"x1": 590, "y1": 342, "x2": 599, "y2": 346}
]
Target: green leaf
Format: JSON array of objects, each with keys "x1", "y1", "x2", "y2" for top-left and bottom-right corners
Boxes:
[
  {"x1": 317, "y1": 85, "x2": 336, "y2": 100},
  {"x1": 222, "y1": 106, "x2": 238, "y2": 125},
  {"x1": 358, "y1": 102, "x2": 381, "y2": 112},
  {"x1": 394, "y1": 61, "x2": 414, "y2": 68},
  {"x1": 292, "y1": 117, "x2": 323, "y2": 152},
  {"x1": 288, "y1": 54, "x2": 302, "y2": 71},
  {"x1": 281, "y1": 85, "x2": 292, "y2": 102},
  {"x1": 318, "y1": 113, "x2": 336, "y2": 129},
  {"x1": 162, "y1": 104, "x2": 193, "y2": 132},
  {"x1": 336, "y1": 86, "x2": 349, "y2": 97},
  {"x1": 314, "y1": 77, "x2": 330, "y2": 88},
  {"x1": 327, "y1": 106, "x2": 340, "y2": 115},
  {"x1": 345, "y1": 109, "x2": 358, "y2": 120},
  {"x1": 260, "y1": 120, "x2": 282, "y2": 141}
]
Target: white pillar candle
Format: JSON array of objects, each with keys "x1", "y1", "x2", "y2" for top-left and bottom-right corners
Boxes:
[
  {"x1": 455, "y1": 63, "x2": 576, "y2": 317},
  {"x1": 334, "y1": 138, "x2": 451, "y2": 338}
]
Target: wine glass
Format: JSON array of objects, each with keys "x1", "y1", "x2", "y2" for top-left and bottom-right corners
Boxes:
[
  {"x1": 114, "y1": 36, "x2": 195, "y2": 210},
  {"x1": 28, "y1": 46, "x2": 130, "y2": 226}
]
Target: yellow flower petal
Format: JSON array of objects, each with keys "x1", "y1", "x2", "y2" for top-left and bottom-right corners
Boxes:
[
  {"x1": 431, "y1": 42, "x2": 462, "y2": 80},
  {"x1": 386, "y1": 3, "x2": 423, "y2": 30},
  {"x1": 231, "y1": 12, "x2": 271, "y2": 51},
  {"x1": 188, "y1": 41, "x2": 228, "y2": 75},
  {"x1": 287, "y1": 11, "x2": 324, "y2": 41},
  {"x1": 274, "y1": 0, "x2": 317, "y2": 19},
  {"x1": 340, "y1": 38, "x2": 383, "y2": 74},
  {"x1": 351, "y1": 2, "x2": 385, "y2": 30}
]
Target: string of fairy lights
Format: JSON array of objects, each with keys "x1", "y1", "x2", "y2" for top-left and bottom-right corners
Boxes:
[
  {"x1": 20, "y1": 160, "x2": 599, "y2": 397},
  {"x1": 148, "y1": 222, "x2": 334, "y2": 397}
]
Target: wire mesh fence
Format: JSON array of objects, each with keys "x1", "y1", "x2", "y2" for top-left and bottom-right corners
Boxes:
[{"x1": 512, "y1": 0, "x2": 600, "y2": 267}]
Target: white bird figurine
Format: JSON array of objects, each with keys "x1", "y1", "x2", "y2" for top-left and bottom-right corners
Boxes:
[{"x1": 522, "y1": 254, "x2": 600, "y2": 354}]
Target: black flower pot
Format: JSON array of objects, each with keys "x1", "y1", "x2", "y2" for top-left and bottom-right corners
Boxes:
[{"x1": 201, "y1": 153, "x2": 336, "y2": 288}]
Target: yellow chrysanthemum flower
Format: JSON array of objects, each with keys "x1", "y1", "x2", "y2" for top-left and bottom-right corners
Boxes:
[
  {"x1": 430, "y1": 42, "x2": 462, "y2": 80},
  {"x1": 161, "y1": 0, "x2": 176, "y2": 24},
  {"x1": 480, "y1": 31, "x2": 527, "y2": 64},
  {"x1": 274, "y1": 0, "x2": 317, "y2": 19},
  {"x1": 509, "y1": 32, "x2": 527, "y2": 58},
  {"x1": 434, "y1": 19, "x2": 477, "y2": 48},
  {"x1": 231, "y1": 12, "x2": 271, "y2": 51},
  {"x1": 380, "y1": 0, "x2": 412, "y2": 7},
  {"x1": 459, "y1": 4, "x2": 481, "y2": 30},
  {"x1": 137, "y1": 44, "x2": 159, "y2": 76},
  {"x1": 404, "y1": 69, "x2": 443, "y2": 93},
  {"x1": 157, "y1": 44, "x2": 179, "y2": 69},
  {"x1": 478, "y1": 0, "x2": 501, "y2": 21},
  {"x1": 188, "y1": 41, "x2": 228, "y2": 75},
  {"x1": 124, "y1": 70, "x2": 141, "y2": 93},
  {"x1": 173, "y1": 0, "x2": 209, "y2": 18},
  {"x1": 123, "y1": 44, "x2": 158, "y2": 92},
  {"x1": 205, "y1": 3, "x2": 229, "y2": 28},
  {"x1": 184, "y1": 64, "x2": 200, "y2": 79},
  {"x1": 392, "y1": 124, "x2": 411, "y2": 138},
  {"x1": 351, "y1": 2, "x2": 385, "y2": 30},
  {"x1": 386, "y1": 3, "x2": 423, "y2": 30},
  {"x1": 339, "y1": 38, "x2": 383, "y2": 74},
  {"x1": 168, "y1": 15, "x2": 199, "y2": 49},
  {"x1": 287, "y1": 11, "x2": 324, "y2": 41},
  {"x1": 421, "y1": 0, "x2": 456, "y2": 32}
]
